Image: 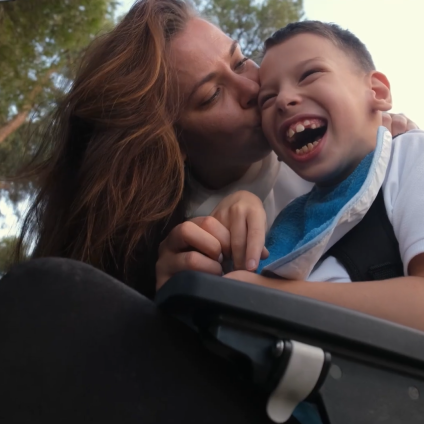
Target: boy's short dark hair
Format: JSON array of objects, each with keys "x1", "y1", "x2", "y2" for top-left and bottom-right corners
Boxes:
[{"x1": 264, "y1": 21, "x2": 375, "y2": 73}]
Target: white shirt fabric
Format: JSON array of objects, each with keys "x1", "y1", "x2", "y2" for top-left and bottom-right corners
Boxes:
[
  {"x1": 308, "y1": 130, "x2": 424, "y2": 282},
  {"x1": 188, "y1": 152, "x2": 313, "y2": 229}
]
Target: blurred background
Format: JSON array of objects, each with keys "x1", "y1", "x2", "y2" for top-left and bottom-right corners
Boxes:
[{"x1": 0, "y1": 0, "x2": 423, "y2": 271}]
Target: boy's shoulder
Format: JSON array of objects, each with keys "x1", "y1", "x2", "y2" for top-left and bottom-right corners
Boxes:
[
  {"x1": 390, "y1": 129, "x2": 424, "y2": 163},
  {"x1": 392, "y1": 129, "x2": 424, "y2": 144}
]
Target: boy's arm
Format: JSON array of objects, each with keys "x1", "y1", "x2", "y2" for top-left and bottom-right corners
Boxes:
[{"x1": 224, "y1": 257, "x2": 424, "y2": 331}]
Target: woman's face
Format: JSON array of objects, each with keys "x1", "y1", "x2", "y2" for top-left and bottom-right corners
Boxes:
[{"x1": 170, "y1": 19, "x2": 271, "y2": 188}]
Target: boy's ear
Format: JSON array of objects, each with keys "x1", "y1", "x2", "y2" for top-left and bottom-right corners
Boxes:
[{"x1": 369, "y1": 71, "x2": 392, "y2": 111}]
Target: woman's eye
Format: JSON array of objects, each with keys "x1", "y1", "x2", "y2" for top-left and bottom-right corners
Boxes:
[
  {"x1": 300, "y1": 69, "x2": 321, "y2": 82},
  {"x1": 235, "y1": 57, "x2": 249, "y2": 71},
  {"x1": 200, "y1": 87, "x2": 221, "y2": 107}
]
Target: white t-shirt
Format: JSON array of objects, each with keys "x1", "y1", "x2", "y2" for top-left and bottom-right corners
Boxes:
[
  {"x1": 308, "y1": 130, "x2": 424, "y2": 282},
  {"x1": 188, "y1": 152, "x2": 313, "y2": 229}
]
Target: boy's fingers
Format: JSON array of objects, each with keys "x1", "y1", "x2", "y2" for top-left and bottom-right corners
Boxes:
[
  {"x1": 260, "y1": 246, "x2": 270, "y2": 260},
  {"x1": 245, "y1": 209, "x2": 267, "y2": 271},
  {"x1": 229, "y1": 216, "x2": 248, "y2": 270}
]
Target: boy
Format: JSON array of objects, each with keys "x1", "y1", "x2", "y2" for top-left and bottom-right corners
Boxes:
[
  {"x1": 225, "y1": 22, "x2": 424, "y2": 424},
  {"x1": 220, "y1": 21, "x2": 424, "y2": 332}
]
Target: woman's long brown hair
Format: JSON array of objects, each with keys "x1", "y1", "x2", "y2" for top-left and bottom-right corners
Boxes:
[{"x1": 15, "y1": 0, "x2": 196, "y2": 297}]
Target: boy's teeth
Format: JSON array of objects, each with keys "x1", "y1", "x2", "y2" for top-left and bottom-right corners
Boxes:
[
  {"x1": 294, "y1": 138, "x2": 322, "y2": 155},
  {"x1": 286, "y1": 118, "x2": 326, "y2": 142}
]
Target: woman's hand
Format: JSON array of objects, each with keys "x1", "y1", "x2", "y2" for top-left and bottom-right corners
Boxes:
[
  {"x1": 211, "y1": 190, "x2": 269, "y2": 271},
  {"x1": 156, "y1": 217, "x2": 231, "y2": 290},
  {"x1": 383, "y1": 112, "x2": 418, "y2": 136}
]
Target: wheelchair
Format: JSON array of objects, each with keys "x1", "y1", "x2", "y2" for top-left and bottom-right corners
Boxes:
[{"x1": 156, "y1": 271, "x2": 424, "y2": 424}]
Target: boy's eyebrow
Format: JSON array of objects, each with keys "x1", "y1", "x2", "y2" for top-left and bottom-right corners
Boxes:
[
  {"x1": 259, "y1": 56, "x2": 325, "y2": 88},
  {"x1": 188, "y1": 40, "x2": 239, "y2": 102},
  {"x1": 296, "y1": 56, "x2": 326, "y2": 67},
  {"x1": 259, "y1": 56, "x2": 326, "y2": 90}
]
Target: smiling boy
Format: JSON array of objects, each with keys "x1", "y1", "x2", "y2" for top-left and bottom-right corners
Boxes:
[
  {"x1": 254, "y1": 21, "x2": 424, "y2": 284},
  {"x1": 226, "y1": 21, "x2": 424, "y2": 317},
  {"x1": 259, "y1": 21, "x2": 392, "y2": 187}
]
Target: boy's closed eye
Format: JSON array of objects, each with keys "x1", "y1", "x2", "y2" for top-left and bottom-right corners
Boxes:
[{"x1": 299, "y1": 68, "x2": 324, "y2": 83}]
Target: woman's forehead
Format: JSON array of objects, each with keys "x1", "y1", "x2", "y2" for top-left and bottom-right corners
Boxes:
[{"x1": 170, "y1": 18, "x2": 234, "y2": 72}]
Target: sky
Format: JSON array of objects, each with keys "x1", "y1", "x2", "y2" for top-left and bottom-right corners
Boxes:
[
  {"x1": 1, "y1": 0, "x2": 423, "y2": 238},
  {"x1": 303, "y1": 0, "x2": 424, "y2": 129}
]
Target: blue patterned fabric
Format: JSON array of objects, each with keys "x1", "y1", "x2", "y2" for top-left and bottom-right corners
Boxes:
[{"x1": 257, "y1": 151, "x2": 374, "y2": 274}]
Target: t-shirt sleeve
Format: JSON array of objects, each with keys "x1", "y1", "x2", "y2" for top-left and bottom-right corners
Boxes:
[{"x1": 383, "y1": 130, "x2": 424, "y2": 275}]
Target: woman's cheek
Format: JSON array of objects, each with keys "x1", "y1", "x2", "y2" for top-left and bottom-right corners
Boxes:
[{"x1": 261, "y1": 112, "x2": 273, "y2": 143}]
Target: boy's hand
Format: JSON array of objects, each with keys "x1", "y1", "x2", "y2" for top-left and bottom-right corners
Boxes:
[
  {"x1": 383, "y1": 112, "x2": 418, "y2": 136},
  {"x1": 211, "y1": 190, "x2": 269, "y2": 271}
]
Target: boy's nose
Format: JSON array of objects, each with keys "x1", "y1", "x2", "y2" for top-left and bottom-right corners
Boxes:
[{"x1": 275, "y1": 89, "x2": 302, "y2": 112}]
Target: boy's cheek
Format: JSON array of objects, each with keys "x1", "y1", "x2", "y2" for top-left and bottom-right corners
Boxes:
[{"x1": 262, "y1": 125, "x2": 281, "y2": 155}]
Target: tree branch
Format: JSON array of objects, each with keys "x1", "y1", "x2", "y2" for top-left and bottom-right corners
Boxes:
[{"x1": 0, "y1": 65, "x2": 59, "y2": 144}]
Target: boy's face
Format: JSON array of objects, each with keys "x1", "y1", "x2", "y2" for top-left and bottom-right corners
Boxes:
[{"x1": 259, "y1": 33, "x2": 384, "y2": 186}]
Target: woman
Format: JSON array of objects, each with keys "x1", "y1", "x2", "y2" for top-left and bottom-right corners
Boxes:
[{"x1": 3, "y1": 0, "x2": 415, "y2": 422}]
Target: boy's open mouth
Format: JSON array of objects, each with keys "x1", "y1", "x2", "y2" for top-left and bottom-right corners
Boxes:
[{"x1": 283, "y1": 118, "x2": 327, "y2": 155}]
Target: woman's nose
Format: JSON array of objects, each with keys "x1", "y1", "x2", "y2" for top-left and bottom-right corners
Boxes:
[{"x1": 237, "y1": 76, "x2": 260, "y2": 109}]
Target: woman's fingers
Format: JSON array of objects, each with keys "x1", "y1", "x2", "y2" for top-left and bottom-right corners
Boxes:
[
  {"x1": 165, "y1": 219, "x2": 226, "y2": 261},
  {"x1": 156, "y1": 250, "x2": 223, "y2": 290},
  {"x1": 191, "y1": 216, "x2": 231, "y2": 259},
  {"x1": 156, "y1": 218, "x2": 230, "y2": 290},
  {"x1": 383, "y1": 112, "x2": 419, "y2": 136}
]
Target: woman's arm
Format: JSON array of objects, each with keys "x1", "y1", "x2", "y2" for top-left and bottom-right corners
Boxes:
[{"x1": 225, "y1": 252, "x2": 424, "y2": 331}]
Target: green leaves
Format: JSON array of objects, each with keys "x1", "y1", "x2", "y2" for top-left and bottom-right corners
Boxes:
[
  {"x1": 195, "y1": 0, "x2": 303, "y2": 61},
  {"x1": 0, "y1": 0, "x2": 116, "y2": 131},
  {"x1": 0, "y1": 0, "x2": 116, "y2": 203}
]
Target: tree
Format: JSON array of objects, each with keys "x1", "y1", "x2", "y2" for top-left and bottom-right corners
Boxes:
[
  {"x1": 0, "y1": 0, "x2": 116, "y2": 143},
  {"x1": 0, "y1": 0, "x2": 117, "y2": 206},
  {"x1": 194, "y1": 0, "x2": 304, "y2": 61}
]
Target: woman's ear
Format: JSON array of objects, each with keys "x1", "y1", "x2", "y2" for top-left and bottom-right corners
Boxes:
[{"x1": 369, "y1": 71, "x2": 392, "y2": 112}]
